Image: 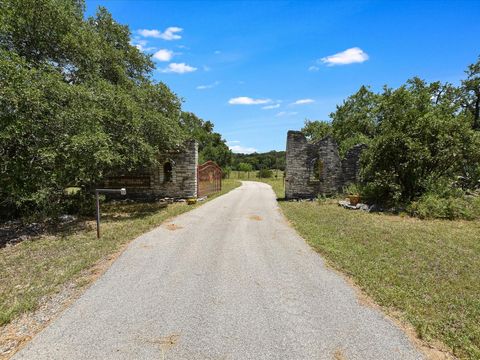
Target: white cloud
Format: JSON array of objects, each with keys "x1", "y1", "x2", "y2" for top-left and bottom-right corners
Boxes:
[
  {"x1": 228, "y1": 97, "x2": 271, "y2": 105},
  {"x1": 229, "y1": 145, "x2": 257, "y2": 154},
  {"x1": 262, "y1": 104, "x2": 280, "y2": 110},
  {"x1": 320, "y1": 47, "x2": 369, "y2": 66},
  {"x1": 308, "y1": 65, "x2": 320, "y2": 72},
  {"x1": 197, "y1": 81, "x2": 220, "y2": 90},
  {"x1": 138, "y1": 27, "x2": 183, "y2": 40},
  {"x1": 227, "y1": 140, "x2": 240, "y2": 144},
  {"x1": 153, "y1": 49, "x2": 173, "y2": 62},
  {"x1": 214, "y1": 50, "x2": 221, "y2": 54},
  {"x1": 160, "y1": 63, "x2": 197, "y2": 74},
  {"x1": 276, "y1": 111, "x2": 298, "y2": 117},
  {"x1": 131, "y1": 39, "x2": 155, "y2": 52},
  {"x1": 138, "y1": 29, "x2": 161, "y2": 38},
  {"x1": 292, "y1": 99, "x2": 315, "y2": 105}
]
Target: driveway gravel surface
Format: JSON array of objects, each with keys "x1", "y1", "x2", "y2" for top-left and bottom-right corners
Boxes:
[{"x1": 14, "y1": 181, "x2": 423, "y2": 360}]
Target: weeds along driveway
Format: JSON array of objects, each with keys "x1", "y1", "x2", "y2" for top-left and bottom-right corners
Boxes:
[{"x1": 14, "y1": 181, "x2": 423, "y2": 360}]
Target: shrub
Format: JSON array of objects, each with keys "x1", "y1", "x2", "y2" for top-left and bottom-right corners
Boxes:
[
  {"x1": 360, "y1": 78, "x2": 480, "y2": 206},
  {"x1": 408, "y1": 194, "x2": 480, "y2": 220},
  {"x1": 257, "y1": 168, "x2": 273, "y2": 178},
  {"x1": 343, "y1": 183, "x2": 360, "y2": 195}
]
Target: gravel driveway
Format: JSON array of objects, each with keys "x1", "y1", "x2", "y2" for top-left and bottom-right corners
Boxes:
[{"x1": 14, "y1": 181, "x2": 423, "y2": 360}]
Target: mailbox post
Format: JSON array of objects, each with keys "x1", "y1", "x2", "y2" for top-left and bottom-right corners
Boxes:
[{"x1": 95, "y1": 188, "x2": 126, "y2": 238}]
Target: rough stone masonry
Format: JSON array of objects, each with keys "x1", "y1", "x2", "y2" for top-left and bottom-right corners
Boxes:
[
  {"x1": 285, "y1": 131, "x2": 366, "y2": 199},
  {"x1": 104, "y1": 140, "x2": 198, "y2": 200}
]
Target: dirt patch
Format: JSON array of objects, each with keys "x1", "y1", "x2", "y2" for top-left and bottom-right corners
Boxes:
[
  {"x1": 249, "y1": 215, "x2": 263, "y2": 221},
  {"x1": 145, "y1": 333, "x2": 180, "y2": 359},
  {"x1": 158, "y1": 333, "x2": 180, "y2": 351},
  {"x1": 333, "y1": 348, "x2": 346, "y2": 360},
  {"x1": 164, "y1": 223, "x2": 183, "y2": 231}
]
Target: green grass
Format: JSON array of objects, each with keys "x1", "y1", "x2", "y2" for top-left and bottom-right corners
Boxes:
[
  {"x1": 255, "y1": 177, "x2": 480, "y2": 359},
  {"x1": 0, "y1": 179, "x2": 240, "y2": 326}
]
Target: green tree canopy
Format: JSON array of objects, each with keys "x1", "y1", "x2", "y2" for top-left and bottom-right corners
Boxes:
[
  {"x1": 0, "y1": 0, "x2": 214, "y2": 218},
  {"x1": 301, "y1": 120, "x2": 332, "y2": 142},
  {"x1": 462, "y1": 56, "x2": 480, "y2": 129},
  {"x1": 361, "y1": 78, "x2": 480, "y2": 204}
]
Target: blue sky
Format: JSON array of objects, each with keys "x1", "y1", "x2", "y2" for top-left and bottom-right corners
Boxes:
[{"x1": 85, "y1": 0, "x2": 480, "y2": 153}]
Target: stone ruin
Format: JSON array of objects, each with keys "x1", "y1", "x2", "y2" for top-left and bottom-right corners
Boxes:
[
  {"x1": 285, "y1": 131, "x2": 366, "y2": 199},
  {"x1": 104, "y1": 140, "x2": 198, "y2": 200}
]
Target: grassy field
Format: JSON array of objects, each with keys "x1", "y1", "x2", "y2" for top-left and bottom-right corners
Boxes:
[
  {"x1": 256, "y1": 177, "x2": 480, "y2": 359},
  {"x1": 0, "y1": 179, "x2": 240, "y2": 326}
]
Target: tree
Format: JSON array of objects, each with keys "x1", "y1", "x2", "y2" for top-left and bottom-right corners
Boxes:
[
  {"x1": 301, "y1": 120, "x2": 332, "y2": 141},
  {"x1": 237, "y1": 162, "x2": 253, "y2": 172},
  {"x1": 231, "y1": 151, "x2": 285, "y2": 171},
  {"x1": 361, "y1": 78, "x2": 480, "y2": 205},
  {"x1": 462, "y1": 56, "x2": 480, "y2": 130},
  {"x1": 0, "y1": 0, "x2": 186, "y2": 217},
  {"x1": 179, "y1": 112, "x2": 232, "y2": 168},
  {"x1": 330, "y1": 85, "x2": 379, "y2": 155}
]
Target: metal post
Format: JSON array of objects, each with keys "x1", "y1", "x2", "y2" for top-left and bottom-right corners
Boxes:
[
  {"x1": 95, "y1": 188, "x2": 126, "y2": 239},
  {"x1": 96, "y1": 190, "x2": 100, "y2": 238}
]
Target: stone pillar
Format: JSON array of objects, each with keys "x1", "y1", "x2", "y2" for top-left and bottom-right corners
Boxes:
[
  {"x1": 285, "y1": 131, "x2": 315, "y2": 199},
  {"x1": 317, "y1": 136, "x2": 343, "y2": 195}
]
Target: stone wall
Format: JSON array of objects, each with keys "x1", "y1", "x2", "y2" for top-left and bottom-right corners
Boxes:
[
  {"x1": 285, "y1": 131, "x2": 365, "y2": 199},
  {"x1": 342, "y1": 144, "x2": 368, "y2": 187},
  {"x1": 105, "y1": 140, "x2": 198, "y2": 200}
]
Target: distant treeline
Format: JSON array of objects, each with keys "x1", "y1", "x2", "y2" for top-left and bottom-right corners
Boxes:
[{"x1": 230, "y1": 151, "x2": 286, "y2": 172}]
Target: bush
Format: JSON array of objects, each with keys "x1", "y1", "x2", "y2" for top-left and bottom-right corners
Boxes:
[
  {"x1": 360, "y1": 78, "x2": 480, "y2": 206},
  {"x1": 63, "y1": 190, "x2": 96, "y2": 216},
  {"x1": 257, "y1": 168, "x2": 273, "y2": 178},
  {"x1": 408, "y1": 194, "x2": 480, "y2": 220},
  {"x1": 343, "y1": 183, "x2": 360, "y2": 195}
]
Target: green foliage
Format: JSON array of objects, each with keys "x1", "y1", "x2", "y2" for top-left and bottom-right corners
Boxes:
[
  {"x1": 331, "y1": 85, "x2": 378, "y2": 155},
  {"x1": 408, "y1": 193, "x2": 480, "y2": 220},
  {"x1": 343, "y1": 183, "x2": 360, "y2": 195},
  {"x1": 231, "y1": 150, "x2": 285, "y2": 171},
  {"x1": 301, "y1": 120, "x2": 332, "y2": 141},
  {"x1": 180, "y1": 112, "x2": 232, "y2": 168},
  {"x1": 301, "y1": 86, "x2": 378, "y2": 156},
  {"x1": 237, "y1": 162, "x2": 253, "y2": 172},
  {"x1": 257, "y1": 168, "x2": 273, "y2": 178},
  {"x1": 407, "y1": 177, "x2": 480, "y2": 220},
  {"x1": 0, "y1": 0, "x2": 201, "y2": 218},
  {"x1": 303, "y1": 57, "x2": 480, "y2": 219},
  {"x1": 462, "y1": 55, "x2": 480, "y2": 129},
  {"x1": 361, "y1": 78, "x2": 480, "y2": 205}
]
